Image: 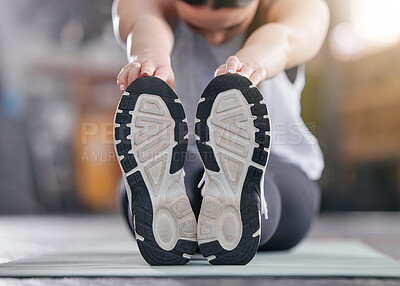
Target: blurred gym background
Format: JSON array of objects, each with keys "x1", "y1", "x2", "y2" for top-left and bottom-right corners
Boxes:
[{"x1": 0, "y1": 0, "x2": 399, "y2": 213}]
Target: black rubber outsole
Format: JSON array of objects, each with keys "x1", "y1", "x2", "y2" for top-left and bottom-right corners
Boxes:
[
  {"x1": 195, "y1": 74, "x2": 270, "y2": 265},
  {"x1": 114, "y1": 76, "x2": 197, "y2": 265}
]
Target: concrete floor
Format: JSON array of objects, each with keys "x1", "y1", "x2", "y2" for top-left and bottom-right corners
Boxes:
[{"x1": 0, "y1": 212, "x2": 399, "y2": 285}]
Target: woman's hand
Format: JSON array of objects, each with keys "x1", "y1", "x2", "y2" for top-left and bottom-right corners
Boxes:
[
  {"x1": 117, "y1": 53, "x2": 175, "y2": 91},
  {"x1": 215, "y1": 55, "x2": 267, "y2": 86}
]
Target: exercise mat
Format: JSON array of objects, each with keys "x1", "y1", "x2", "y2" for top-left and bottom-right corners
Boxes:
[{"x1": 1, "y1": 239, "x2": 399, "y2": 278}]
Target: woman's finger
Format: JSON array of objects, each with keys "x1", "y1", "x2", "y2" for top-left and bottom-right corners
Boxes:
[
  {"x1": 238, "y1": 64, "x2": 253, "y2": 79},
  {"x1": 154, "y1": 64, "x2": 170, "y2": 82},
  {"x1": 117, "y1": 66, "x2": 129, "y2": 91},
  {"x1": 249, "y1": 68, "x2": 267, "y2": 86},
  {"x1": 154, "y1": 64, "x2": 175, "y2": 89},
  {"x1": 225, "y1": 56, "x2": 240, "y2": 73},
  {"x1": 140, "y1": 60, "x2": 156, "y2": 76},
  {"x1": 166, "y1": 74, "x2": 175, "y2": 90},
  {"x1": 127, "y1": 62, "x2": 141, "y2": 87},
  {"x1": 215, "y1": 64, "x2": 226, "y2": 77}
]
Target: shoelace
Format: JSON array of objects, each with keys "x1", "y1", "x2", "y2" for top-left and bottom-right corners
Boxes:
[
  {"x1": 197, "y1": 172, "x2": 206, "y2": 197},
  {"x1": 260, "y1": 182, "x2": 269, "y2": 220}
]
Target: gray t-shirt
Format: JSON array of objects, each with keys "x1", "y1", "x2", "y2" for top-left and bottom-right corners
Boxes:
[{"x1": 171, "y1": 21, "x2": 324, "y2": 180}]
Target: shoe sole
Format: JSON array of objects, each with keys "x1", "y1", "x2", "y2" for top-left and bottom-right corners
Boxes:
[
  {"x1": 195, "y1": 74, "x2": 270, "y2": 265},
  {"x1": 113, "y1": 76, "x2": 197, "y2": 265}
]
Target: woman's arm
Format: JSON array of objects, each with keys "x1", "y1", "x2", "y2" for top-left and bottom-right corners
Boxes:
[
  {"x1": 113, "y1": 0, "x2": 177, "y2": 90},
  {"x1": 216, "y1": 0, "x2": 330, "y2": 85}
]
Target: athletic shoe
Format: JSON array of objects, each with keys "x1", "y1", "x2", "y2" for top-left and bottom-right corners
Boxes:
[
  {"x1": 113, "y1": 76, "x2": 197, "y2": 265},
  {"x1": 195, "y1": 74, "x2": 271, "y2": 265}
]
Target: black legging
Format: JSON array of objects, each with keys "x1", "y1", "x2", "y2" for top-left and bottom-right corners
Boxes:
[
  {"x1": 120, "y1": 149, "x2": 321, "y2": 251},
  {"x1": 257, "y1": 155, "x2": 321, "y2": 250}
]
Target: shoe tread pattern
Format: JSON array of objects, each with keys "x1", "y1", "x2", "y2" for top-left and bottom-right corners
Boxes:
[
  {"x1": 114, "y1": 76, "x2": 196, "y2": 265},
  {"x1": 195, "y1": 74, "x2": 270, "y2": 265}
]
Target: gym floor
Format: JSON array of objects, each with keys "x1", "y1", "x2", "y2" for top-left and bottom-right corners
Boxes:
[{"x1": 0, "y1": 212, "x2": 399, "y2": 285}]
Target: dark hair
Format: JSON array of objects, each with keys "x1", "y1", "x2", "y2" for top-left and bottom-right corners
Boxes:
[
  {"x1": 181, "y1": 0, "x2": 256, "y2": 9},
  {"x1": 181, "y1": 0, "x2": 269, "y2": 40}
]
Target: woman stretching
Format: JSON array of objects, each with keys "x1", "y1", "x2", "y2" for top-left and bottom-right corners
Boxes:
[{"x1": 112, "y1": 0, "x2": 329, "y2": 265}]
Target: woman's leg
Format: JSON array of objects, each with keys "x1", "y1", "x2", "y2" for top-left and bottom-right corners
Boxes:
[
  {"x1": 118, "y1": 178, "x2": 135, "y2": 235},
  {"x1": 183, "y1": 139, "x2": 204, "y2": 219},
  {"x1": 259, "y1": 155, "x2": 321, "y2": 251},
  {"x1": 258, "y1": 174, "x2": 282, "y2": 247}
]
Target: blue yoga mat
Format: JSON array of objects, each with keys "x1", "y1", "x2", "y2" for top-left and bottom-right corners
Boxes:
[{"x1": 0, "y1": 239, "x2": 399, "y2": 278}]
